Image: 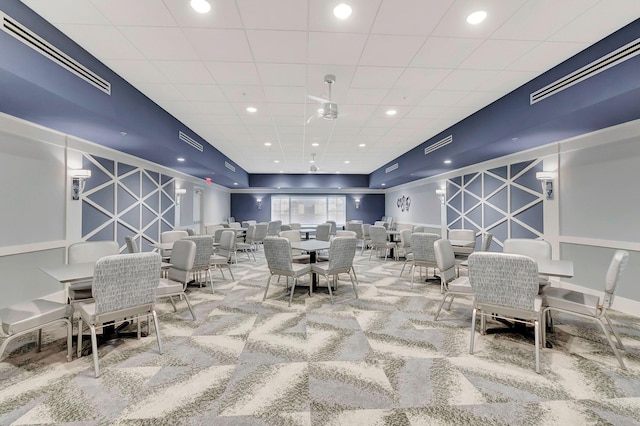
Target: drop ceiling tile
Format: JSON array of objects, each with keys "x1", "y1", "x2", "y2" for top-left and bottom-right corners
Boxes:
[
  {"x1": 507, "y1": 41, "x2": 589, "y2": 73},
  {"x1": 351, "y1": 66, "x2": 404, "y2": 89},
  {"x1": 119, "y1": 27, "x2": 198, "y2": 60},
  {"x1": 337, "y1": 104, "x2": 377, "y2": 121},
  {"x1": 411, "y1": 37, "x2": 484, "y2": 68},
  {"x1": 56, "y1": 24, "x2": 144, "y2": 60},
  {"x1": 307, "y1": 32, "x2": 368, "y2": 65},
  {"x1": 345, "y1": 88, "x2": 390, "y2": 105},
  {"x1": 381, "y1": 88, "x2": 430, "y2": 106},
  {"x1": 92, "y1": 0, "x2": 177, "y2": 26},
  {"x1": 263, "y1": 86, "x2": 307, "y2": 103},
  {"x1": 172, "y1": 101, "x2": 236, "y2": 115},
  {"x1": 205, "y1": 62, "x2": 261, "y2": 85},
  {"x1": 435, "y1": 69, "x2": 499, "y2": 91},
  {"x1": 188, "y1": 114, "x2": 242, "y2": 126},
  {"x1": 22, "y1": 0, "x2": 110, "y2": 24},
  {"x1": 308, "y1": 0, "x2": 381, "y2": 33},
  {"x1": 220, "y1": 85, "x2": 267, "y2": 103},
  {"x1": 359, "y1": 34, "x2": 425, "y2": 67},
  {"x1": 175, "y1": 84, "x2": 226, "y2": 101},
  {"x1": 418, "y1": 90, "x2": 468, "y2": 107},
  {"x1": 306, "y1": 65, "x2": 357, "y2": 94},
  {"x1": 482, "y1": 70, "x2": 537, "y2": 92},
  {"x1": 163, "y1": 0, "x2": 244, "y2": 28},
  {"x1": 432, "y1": 0, "x2": 526, "y2": 38},
  {"x1": 455, "y1": 91, "x2": 503, "y2": 109},
  {"x1": 246, "y1": 30, "x2": 308, "y2": 63},
  {"x1": 459, "y1": 39, "x2": 539, "y2": 70},
  {"x1": 256, "y1": 63, "x2": 307, "y2": 86},
  {"x1": 407, "y1": 105, "x2": 449, "y2": 119},
  {"x1": 393, "y1": 68, "x2": 451, "y2": 90},
  {"x1": 104, "y1": 59, "x2": 168, "y2": 83},
  {"x1": 153, "y1": 61, "x2": 215, "y2": 84},
  {"x1": 135, "y1": 83, "x2": 185, "y2": 101},
  {"x1": 372, "y1": 0, "x2": 454, "y2": 35},
  {"x1": 237, "y1": 0, "x2": 308, "y2": 30},
  {"x1": 183, "y1": 28, "x2": 254, "y2": 62}
]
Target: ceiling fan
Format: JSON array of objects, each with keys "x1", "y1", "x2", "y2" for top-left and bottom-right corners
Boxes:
[{"x1": 307, "y1": 74, "x2": 338, "y2": 121}]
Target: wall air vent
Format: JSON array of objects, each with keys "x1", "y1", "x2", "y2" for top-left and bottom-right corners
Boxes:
[
  {"x1": 179, "y1": 131, "x2": 203, "y2": 152},
  {"x1": 1, "y1": 11, "x2": 111, "y2": 95},
  {"x1": 531, "y1": 37, "x2": 640, "y2": 105},
  {"x1": 385, "y1": 163, "x2": 398, "y2": 174},
  {"x1": 424, "y1": 135, "x2": 452, "y2": 155},
  {"x1": 225, "y1": 161, "x2": 236, "y2": 172}
]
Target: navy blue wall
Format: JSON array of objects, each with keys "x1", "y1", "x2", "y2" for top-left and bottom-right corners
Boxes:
[
  {"x1": 231, "y1": 193, "x2": 384, "y2": 224},
  {"x1": 249, "y1": 174, "x2": 370, "y2": 189}
]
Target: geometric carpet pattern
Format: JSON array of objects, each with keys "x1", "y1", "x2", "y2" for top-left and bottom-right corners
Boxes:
[
  {"x1": 1, "y1": 251, "x2": 640, "y2": 425},
  {"x1": 81, "y1": 153, "x2": 176, "y2": 254},
  {"x1": 447, "y1": 159, "x2": 545, "y2": 251}
]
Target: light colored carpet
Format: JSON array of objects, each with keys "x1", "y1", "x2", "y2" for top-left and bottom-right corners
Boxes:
[{"x1": 1, "y1": 251, "x2": 639, "y2": 425}]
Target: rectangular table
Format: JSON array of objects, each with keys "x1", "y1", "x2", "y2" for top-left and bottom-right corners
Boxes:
[
  {"x1": 299, "y1": 228, "x2": 316, "y2": 240},
  {"x1": 458, "y1": 258, "x2": 574, "y2": 278},
  {"x1": 290, "y1": 240, "x2": 330, "y2": 291}
]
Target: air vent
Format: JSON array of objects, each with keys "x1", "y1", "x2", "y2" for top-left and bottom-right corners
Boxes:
[
  {"x1": 1, "y1": 11, "x2": 110, "y2": 95},
  {"x1": 424, "y1": 135, "x2": 452, "y2": 155},
  {"x1": 531, "y1": 37, "x2": 640, "y2": 104},
  {"x1": 225, "y1": 161, "x2": 236, "y2": 172},
  {"x1": 179, "y1": 131, "x2": 203, "y2": 152},
  {"x1": 385, "y1": 163, "x2": 398, "y2": 174}
]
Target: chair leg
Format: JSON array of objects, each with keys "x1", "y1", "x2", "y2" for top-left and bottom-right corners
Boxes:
[
  {"x1": 36, "y1": 328, "x2": 42, "y2": 352},
  {"x1": 263, "y1": 275, "x2": 272, "y2": 301},
  {"x1": 288, "y1": 276, "x2": 297, "y2": 307},
  {"x1": 137, "y1": 319, "x2": 142, "y2": 339},
  {"x1": 469, "y1": 308, "x2": 477, "y2": 354},
  {"x1": 349, "y1": 271, "x2": 358, "y2": 299},
  {"x1": 351, "y1": 268, "x2": 359, "y2": 286},
  {"x1": 410, "y1": 264, "x2": 415, "y2": 288},
  {"x1": 168, "y1": 296, "x2": 178, "y2": 312},
  {"x1": 152, "y1": 310, "x2": 163, "y2": 355},
  {"x1": 227, "y1": 265, "x2": 235, "y2": 281},
  {"x1": 534, "y1": 319, "x2": 541, "y2": 373},
  {"x1": 77, "y1": 318, "x2": 84, "y2": 359},
  {"x1": 206, "y1": 269, "x2": 214, "y2": 293},
  {"x1": 326, "y1": 275, "x2": 334, "y2": 304},
  {"x1": 66, "y1": 318, "x2": 73, "y2": 362},
  {"x1": 183, "y1": 292, "x2": 196, "y2": 320},
  {"x1": 598, "y1": 317, "x2": 627, "y2": 370},
  {"x1": 603, "y1": 313, "x2": 626, "y2": 351},
  {"x1": 90, "y1": 324, "x2": 100, "y2": 378},
  {"x1": 434, "y1": 294, "x2": 449, "y2": 321}
]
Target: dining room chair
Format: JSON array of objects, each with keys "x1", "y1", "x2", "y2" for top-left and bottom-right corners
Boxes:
[
  {"x1": 76, "y1": 252, "x2": 163, "y2": 377},
  {"x1": 205, "y1": 224, "x2": 224, "y2": 236},
  {"x1": 156, "y1": 239, "x2": 197, "y2": 320},
  {"x1": 345, "y1": 222, "x2": 364, "y2": 252},
  {"x1": 315, "y1": 223, "x2": 331, "y2": 242},
  {"x1": 480, "y1": 233, "x2": 493, "y2": 252},
  {"x1": 468, "y1": 252, "x2": 543, "y2": 373},
  {"x1": 368, "y1": 225, "x2": 396, "y2": 262},
  {"x1": 406, "y1": 233, "x2": 440, "y2": 288},
  {"x1": 125, "y1": 236, "x2": 139, "y2": 253},
  {"x1": 67, "y1": 240, "x2": 120, "y2": 304},
  {"x1": 252, "y1": 223, "x2": 269, "y2": 251},
  {"x1": 311, "y1": 236, "x2": 359, "y2": 304},
  {"x1": 160, "y1": 230, "x2": 188, "y2": 260},
  {"x1": 210, "y1": 230, "x2": 236, "y2": 281},
  {"x1": 280, "y1": 224, "x2": 292, "y2": 231},
  {"x1": 263, "y1": 236, "x2": 312, "y2": 306},
  {"x1": 213, "y1": 228, "x2": 226, "y2": 244},
  {"x1": 413, "y1": 225, "x2": 426, "y2": 233},
  {"x1": 541, "y1": 250, "x2": 629, "y2": 369},
  {"x1": 448, "y1": 229, "x2": 476, "y2": 259},
  {"x1": 433, "y1": 239, "x2": 472, "y2": 320},
  {"x1": 267, "y1": 220, "x2": 282, "y2": 236},
  {"x1": 503, "y1": 238, "x2": 552, "y2": 290},
  {"x1": 289, "y1": 223, "x2": 301, "y2": 230},
  {"x1": 0, "y1": 298, "x2": 74, "y2": 362},
  {"x1": 397, "y1": 228, "x2": 413, "y2": 267},
  {"x1": 361, "y1": 224, "x2": 372, "y2": 255},
  {"x1": 236, "y1": 224, "x2": 256, "y2": 261},
  {"x1": 183, "y1": 235, "x2": 215, "y2": 291},
  {"x1": 279, "y1": 229, "x2": 310, "y2": 263},
  {"x1": 335, "y1": 230, "x2": 356, "y2": 237},
  {"x1": 325, "y1": 220, "x2": 337, "y2": 236}
]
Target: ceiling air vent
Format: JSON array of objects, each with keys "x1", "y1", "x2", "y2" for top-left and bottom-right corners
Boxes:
[
  {"x1": 225, "y1": 161, "x2": 236, "y2": 172},
  {"x1": 385, "y1": 163, "x2": 398, "y2": 174},
  {"x1": 179, "y1": 131, "x2": 203, "y2": 152},
  {"x1": 531, "y1": 37, "x2": 640, "y2": 105},
  {"x1": 424, "y1": 135, "x2": 452, "y2": 155},
  {"x1": 1, "y1": 11, "x2": 111, "y2": 95}
]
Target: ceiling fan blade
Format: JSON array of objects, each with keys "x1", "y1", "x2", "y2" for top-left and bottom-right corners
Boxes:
[
  {"x1": 307, "y1": 94, "x2": 330, "y2": 103},
  {"x1": 305, "y1": 114, "x2": 315, "y2": 124}
]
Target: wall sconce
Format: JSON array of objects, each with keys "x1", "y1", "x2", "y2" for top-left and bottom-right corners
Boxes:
[
  {"x1": 435, "y1": 188, "x2": 446, "y2": 205},
  {"x1": 175, "y1": 188, "x2": 186, "y2": 205},
  {"x1": 257, "y1": 198, "x2": 262, "y2": 210},
  {"x1": 536, "y1": 171, "x2": 555, "y2": 200},
  {"x1": 69, "y1": 169, "x2": 91, "y2": 200},
  {"x1": 354, "y1": 198, "x2": 360, "y2": 209}
]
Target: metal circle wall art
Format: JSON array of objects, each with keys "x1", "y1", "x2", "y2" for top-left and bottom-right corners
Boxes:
[{"x1": 397, "y1": 195, "x2": 411, "y2": 212}]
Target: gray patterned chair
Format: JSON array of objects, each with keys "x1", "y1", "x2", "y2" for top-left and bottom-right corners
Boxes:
[
  {"x1": 397, "y1": 228, "x2": 413, "y2": 273},
  {"x1": 368, "y1": 225, "x2": 396, "y2": 262},
  {"x1": 77, "y1": 252, "x2": 163, "y2": 377},
  {"x1": 542, "y1": 250, "x2": 629, "y2": 370},
  {"x1": 160, "y1": 230, "x2": 188, "y2": 260},
  {"x1": 184, "y1": 235, "x2": 215, "y2": 291},
  {"x1": 315, "y1": 223, "x2": 331, "y2": 242},
  {"x1": 406, "y1": 233, "x2": 440, "y2": 287},
  {"x1": 325, "y1": 220, "x2": 337, "y2": 236},
  {"x1": 252, "y1": 223, "x2": 269, "y2": 251},
  {"x1": 156, "y1": 240, "x2": 196, "y2": 320},
  {"x1": 263, "y1": 236, "x2": 312, "y2": 307},
  {"x1": 267, "y1": 220, "x2": 282, "y2": 236},
  {"x1": 311, "y1": 237, "x2": 359, "y2": 304},
  {"x1": 345, "y1": 222, "x2": 364, "y2": 253},
  {"x1": 433, "y1": 239, "x2": 472, "y2": 320},
  {"x1": 279, "y1": 229, "x2": 310, "y2": 263},
  {"x1": 468, "y1": 252, "x2": 542, "y2": 373},
  {"x1": 480, "y1": 233, "x2": 493, "y2": 252},
  {"x1": 67, "y1": 241, "x2": 120, "y2": 304},
  {"x1": 0, "y1": 298, "x2": 73, "y2": 362},
  {"x1": 210, "y1": 230, "x2": 235, "y2": 281},
  {"x1": 361, "y1": 224, "x2": 372, "y2": 255},
  {"x1": 236, "y1": 224, "x2": 256, "y2": 261},
  {"x1": 125, "y1": 236, "x2": 139, "y2": 253}
]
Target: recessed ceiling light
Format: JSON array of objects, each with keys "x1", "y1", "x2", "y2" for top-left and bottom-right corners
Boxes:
[
  {"x1": 312, "y1": 143, "x2": 319, "y2": 147},
  {"x1": 264, "y1": 142, "x2": 272, "y2": 146},
  {"x1": 344, "y1": 160, "x2": 350, "y2": 164},
  {"x1": 190, "y1": 0, "x2": 211, "y2": 14},
  {"x1": 338, "y1": 187, "x2": 342, "y2": 189},
  {"x1": 246, "y1": 106, "x2": 257, "y2": 113},
  {"x1": 177, "y1": 157, "x2": 185, "y2": 162},
  {"x1": 277, "y1": 186, "x2": 281, "y2": 189},
  {"x1": 444, "y1": 159, "x2": 452, "y2": 164},
  {"x1": 358, "y1": 143, "x2": 366, "y2": 147},
  {"x1": 467, "y1": 10, "x2": 487, "y2": 25},
  {"x1": 274, "y1": 160, "x2": 280, "y2": 163},
  {"x1": 279, "y1": 170, "x2": 284, "y2": 173},
  {"x1": 333, "y1": 3, "x2": 352, "y2": 19},
  {"x1": 336, "y1": 171, "x2": 341, "y2": 174},
  {"x1": 309, "y1": 159, "x2": 315, "y2": 164},
  {"x1": 381, "y1": 183, "x2": 386, "y2": 186},
  {"x1": 120, "y1": 131, "x2": 127, "y2": 136},
  {"x1": 386, "y1": 110, "x2": 397, "y2": 116},
  {"x1": 233, "y1": 182, "x2": 238, "y2": 186},
  {"x1": 512, "y1": 137, "x2": 518, "y2": 141}
]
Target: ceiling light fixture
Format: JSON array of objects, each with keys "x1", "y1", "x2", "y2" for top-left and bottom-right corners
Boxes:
[
  {"x1": 467, "y1": 10, "x2": 487, "y2": 25},
  {"x1": 264, "y1": 142, "x2": 272, "y2": 146},
  {"x1": 246, "y1": 106, "x2": 257, "y2": 113},
  {"x1": 312, "y1": 142, "x2": 319, "y2": 147},
  {"x1": 274, "y1": 160, "x2": 280, "y2": 163},
  {"x1": 344, "y1": 160, "x2": 350, "y2": 164},
  {"x1": 444, "y1": 159, "x2": 452, "y2": 164},
  {"x1": 177, "y1": 157, "x2": 185, "y2": 162},
  {"x1": 233, "y1": 182, "x2": 238, "y2": 186},
  {"x1": 190, "y1": 0, "x2": 211, "y2": 14},
  {"x1": 333, "y1": 3, "x2": 352, "y2": 19},
  {"x1": 381, "y1": 183, "x2": 386, "y2": 187},
  {"x1": 358, "y1": 143, "x2": 366, "y2": 147},
  {"x1": 386, "y1": 110, "x2": 397, "y2": 116}
]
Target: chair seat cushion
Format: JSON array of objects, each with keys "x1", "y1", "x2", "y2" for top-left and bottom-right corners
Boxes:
[
  {"x1": 1, "y1": 299, "x2": 73, "y2": 335},
  {"x1": 292, "y1": 254, "x2": 310, "y2": 263},
  {"x1": 542, "y1": 287, "x2": 600, "y2": 317},
  {"x1": 156, "y1": 279, "x2": 183, "y2": 296},
  {"x1": 210, "y1": 254, "x2": 228, "y2": 264},
  {"x1": 448, "y1": 277, "x2": 472, "y2": 293},
  {"x1": 291, "y1": 263, "x2": 311, "y2": 276}
]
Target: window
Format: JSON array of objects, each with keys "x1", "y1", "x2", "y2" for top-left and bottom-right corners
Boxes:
[{"x1": 272, "y1": 195, "x2": 346, "y2": 225}]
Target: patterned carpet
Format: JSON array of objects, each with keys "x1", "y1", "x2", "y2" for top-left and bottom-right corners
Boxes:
[{"x1": 1, "y1": 250, "x2": 640, "y2": 425}]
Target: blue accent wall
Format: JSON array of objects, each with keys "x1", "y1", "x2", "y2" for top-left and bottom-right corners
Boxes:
[{"x1": 249, "y1": 174, "x2": 370, "y2": 189}]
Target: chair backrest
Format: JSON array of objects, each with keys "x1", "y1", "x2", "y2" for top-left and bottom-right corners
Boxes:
[
  {"x1": 253, "y1": 223, "x2": 269, "y2": 242},
  {"x1": 410, "y1": 233, "x2": 439, "y2": 263},
  {"x1": 604, "y1": 250, "x2": 629, "y2": 308},
  {"x1": 125, "y1": 236, "x2": 139, "y2": 253},
  {"x1": 448, "y1": 229, "x2": 475, "y2": 243},
  {"x1": 279, "y1": 229, "x2": 303, "y2": 255},
  {"x1": 92, "y1": 252, "x2": 161, "y2": 316},
  {"x1": 413, "y1": 225, "x2": 426, "y2": 233},
  {"x1": 346, "y1": 222, "x2": 363, "y2": 238},
  {"x1": 267, "y1": 220, "x2": 281, "y2": 236},
  {"x1": 185, "y1": 228, "x2": 196, "y2": 236},
  {"x1": 374, "y1": 221, "x2": 388, "y2": 229},
  {"x1": 205, "y1": 224, "x2": 224, "y2": 235},
  {"x1": 468, "y1": 252, "x2": 539, "y2": 311},
  {"x1": 289, "y1": 223, "x2": 301, "y2": 230},
  {"x1": 396, "y1": 223, "x2": 413, "y2": 232},
  {"x1": 434, "y1": 239, "x2": 457, "y2": 284},
  {"x1": 280, "y1": 224, "x2": 292, "y2": 231},
  {"x1": 167, "y1": 239, "x2": 196, "y2": 284},
  {"x1": 227, "y1": 217, "x2": 235, "y2": 223},
  {"x1": 217, "y1": 230, "x2": 236, "y2": 259},
  {"x1": 161, "y1": 230, "x2": 188, "y2": 244},
  {"x1": 503, "y1": 238, "x2": 551, "y2": 262},
  {"x1": 369, "y1": 225, "x2": 388, "y2": 244},
  {"x1": 336, "y1": 230, "x2": 356, "y2": 238},
  {"x1": 244, "y1": 224, "x2": 256, "y2": 243},
  {"x1": 361, "y1": 223, "x2": 371, "y2": 238},
  {"x1": 315, "y1": 223, "x2": 331, "y2": 242},
  {"x1": 325, "y1": 220, "x2": 337, "y2": 235},
  {"x1": 263, "y1": 236, "x2": 293, "y2": 273},
  {"x1": 228, "y1": 222, "x2": 241, "y2": 229},
  {"x1": 328, "y1": 237, "x2": 357, "y2": 271},
  {"x1": 399, "y1": 229, "x2": 412, "y2": 248},
  {"x1": 183, "y1": 235, "x2": 214, "y2": 269},
  {"x1": 480, "y1": 233, "x2": 493, "y2": 251},
  {"x1": 68, "y1": 241, "x2": 119, "y2": 264},
  {"x1": 214, "y1": 228, "x2": 226, "y2": 243}
]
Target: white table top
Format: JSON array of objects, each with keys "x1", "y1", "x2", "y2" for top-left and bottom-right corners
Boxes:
[
  {"x1": 151, "y1": 241, "x2": 220, "y2": 250},
  {"x1": 42, "y1": 261, "x2": 172, "y2": 283},
  {"x1": 290, "y1": 240, "x2": 331, "y2": 252}
]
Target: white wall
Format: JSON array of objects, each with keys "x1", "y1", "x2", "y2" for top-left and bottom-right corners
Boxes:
[{"x1": 385, "y1": 181, "x2": 442, "y2": 233}]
